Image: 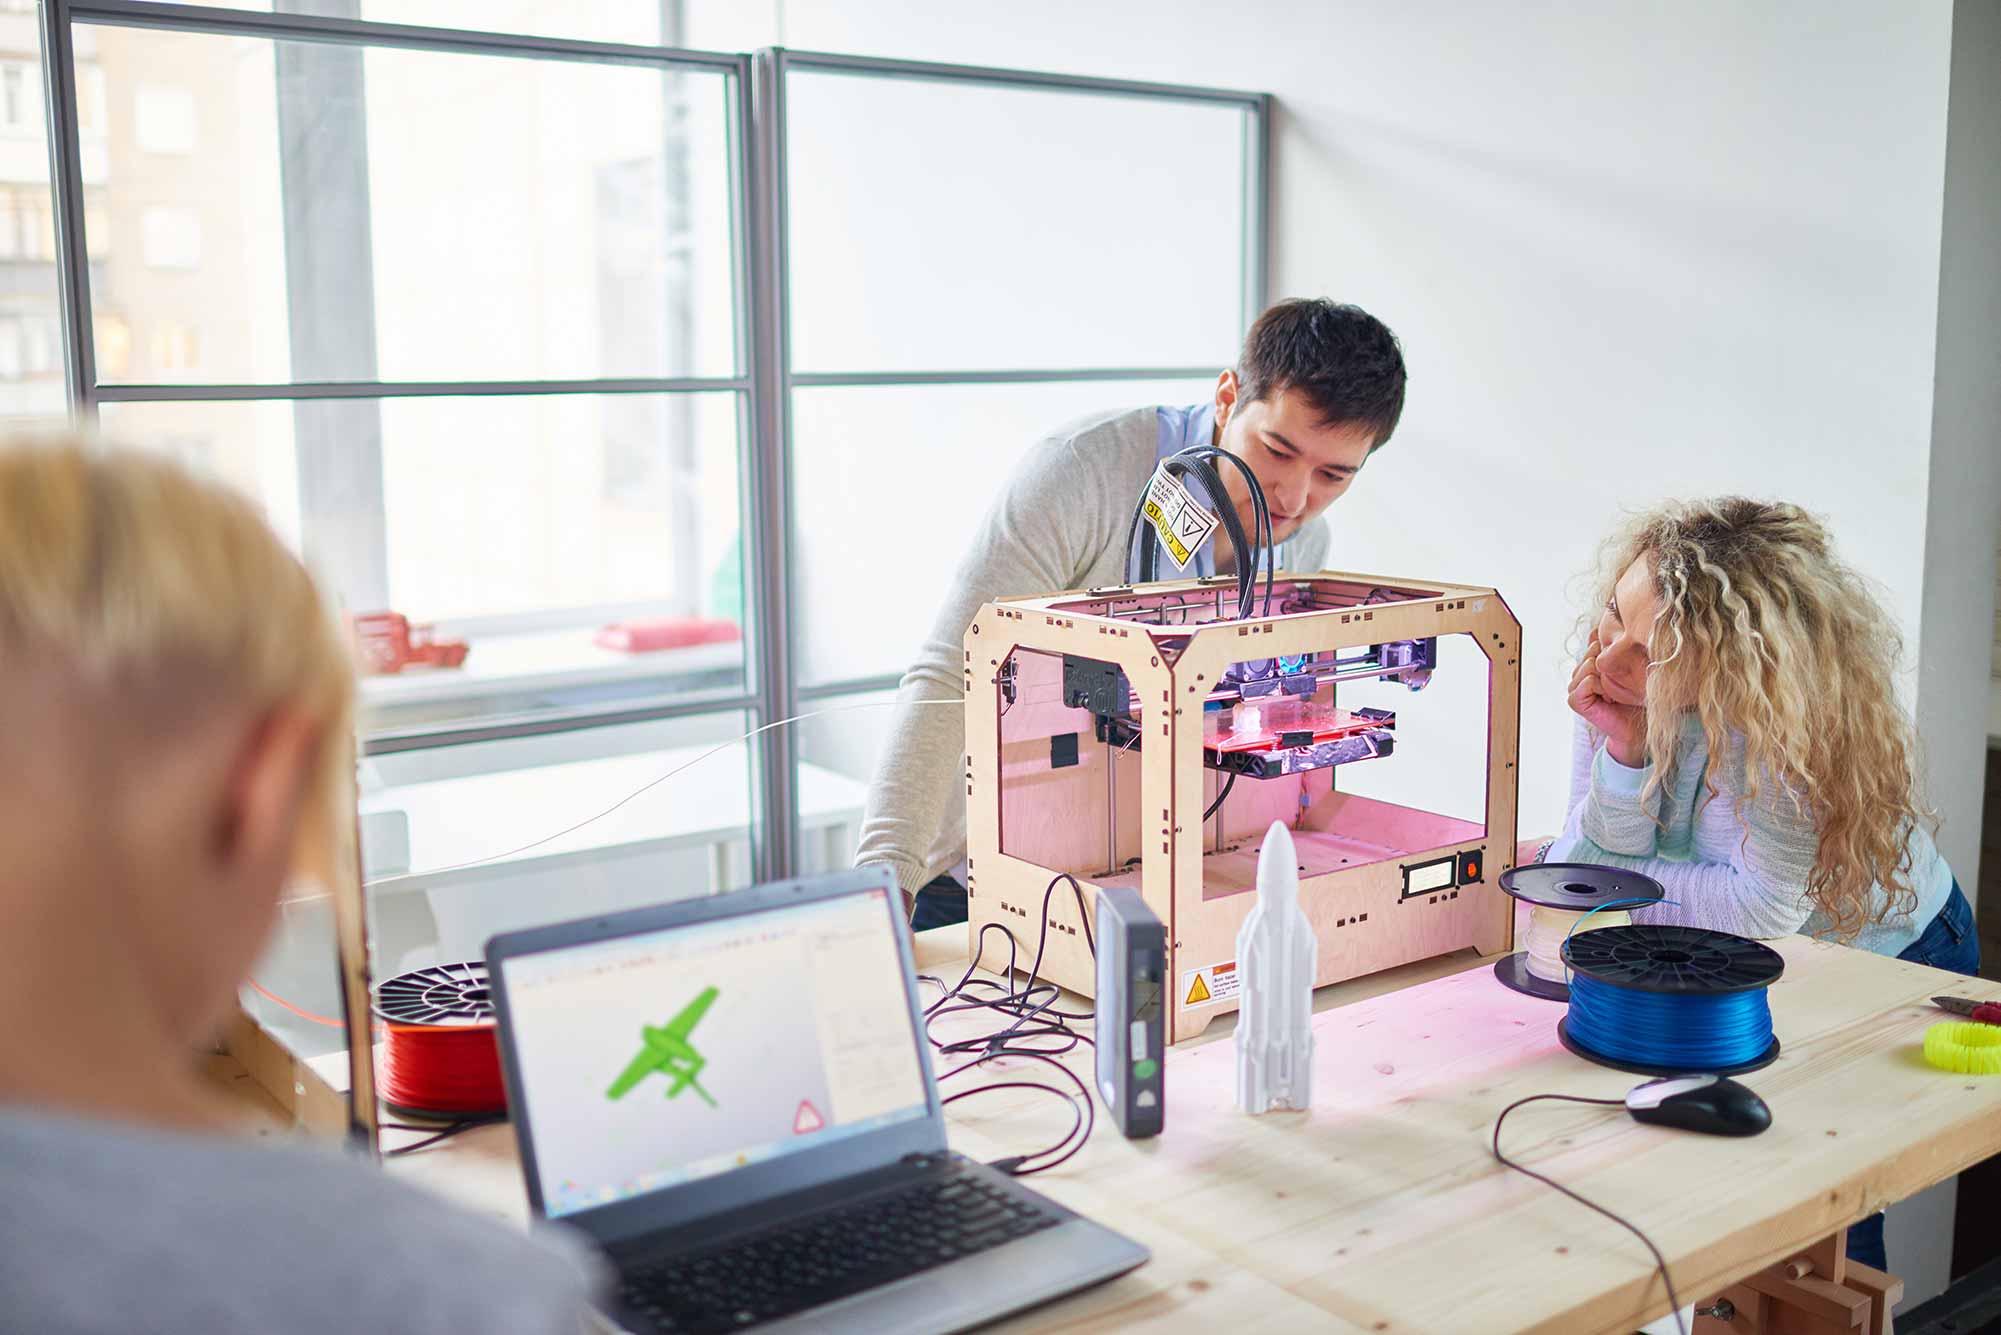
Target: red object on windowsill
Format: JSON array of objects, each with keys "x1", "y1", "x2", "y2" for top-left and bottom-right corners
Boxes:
[
  {"x1": 594, "y1": 617, "x2": 743, "y2": 654},
  {"x1": 352, "y1": 611, "x2": 471, "y2": 676}
]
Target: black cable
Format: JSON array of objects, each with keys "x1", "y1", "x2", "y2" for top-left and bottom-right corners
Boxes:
[
  {"x1": 382, "y1": 1114, "x2": 505, "y2": 1157},
  {"x1": 1490, "y1": 1094, "x2": 1686, "y2": 1335},
  {"x1": 1124, "y1": 444, "x2": 1274, "y2": 621},
  {"x1": 917, "y1": 873, "x2": 1101, "y2": 1175},
  {"x1": 1203, "y1": 770, "x2": 1238, "y2": 823},
  {"x1": 1130, "y1": 453, "x2": 1252, "y2": 606},
  {"x1": 1164, "y1": 444, "x2": 1277, "y2": 618}
]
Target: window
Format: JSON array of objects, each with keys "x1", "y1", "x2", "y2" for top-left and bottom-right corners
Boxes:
[
  {"x1": 31, "y1": 7, "x2": 1265, "y2": 1107},
  {"x1": 38, "y1": 8, "x2": 1267, "y2": 895},
  {"x1": 1, "y1": 65, "x2": 25, "y2": 131},
  {"x1": 133, "y1": 84, "x2": 198, "y2": 154},
  {"x1": 771, "y1": 53, "x2": 1265, "y2": 870},
  {"x1": 96, "y1": 313, "x2": 131, "y2": 377},
  {"x1": 139, "y1": 205, "x2": 200, "y2": 269},
  {"x1": 76, "y1": 66, "x2": 105, "y2": 136},
  {"x1": 78, "y1": 18, "x2": 749, "y2": 751},
  {"x1": 149, "y1": 323, "x2": 199, "y2": 373}
]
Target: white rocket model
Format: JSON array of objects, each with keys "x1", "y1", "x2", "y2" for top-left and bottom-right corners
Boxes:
[{"x1": 1235, "y1": 821, "x2": 1318, "y2": 1114}]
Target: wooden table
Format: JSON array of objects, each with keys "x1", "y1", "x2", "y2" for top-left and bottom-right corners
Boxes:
[{"x1": 382, "y1": 928, "x2": 2001, "y2": 1335}]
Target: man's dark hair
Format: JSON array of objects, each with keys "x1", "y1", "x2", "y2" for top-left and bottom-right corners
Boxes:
[{"x1": 1236, "y1": 299, "x2": 1407, "y2": 448}]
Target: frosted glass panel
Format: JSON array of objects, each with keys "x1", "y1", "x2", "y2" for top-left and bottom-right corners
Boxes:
[
  {"x1": 791, "y1": 378, "x2": 1211, "y2": 684},
  {"x1": 786, "y1": 70, "x2": 1251, "y2": 373},
  {"x1": 101, "y1": 392, "x2": 747, "y2": 738},
  {"x1": 80, "y1": 24, "x2": 737, "y2": 386}
]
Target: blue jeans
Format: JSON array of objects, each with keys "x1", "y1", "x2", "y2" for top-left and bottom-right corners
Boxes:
[
  {"x1": 1846, "y1": 881, "x2": 1980, "y2": 1273},
  {"x1": 909, "y1": 876, "x2": 969, "y2": 932}
]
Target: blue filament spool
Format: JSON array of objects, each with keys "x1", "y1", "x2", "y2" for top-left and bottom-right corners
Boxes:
[{"x1": 1558, "y1": 924, "x2": 1784, "y2": 1077}]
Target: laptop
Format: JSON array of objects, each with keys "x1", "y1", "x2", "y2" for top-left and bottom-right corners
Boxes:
[{"x1": 486, "y1": 866, "x2": 1150, "y2": 1334}]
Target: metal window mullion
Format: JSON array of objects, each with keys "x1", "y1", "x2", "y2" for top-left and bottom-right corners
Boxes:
[
  {"x1": 777, "y1": 47, "x2": 1265, "y2": 109},
  {"x1": 93, "y1": 376, "x2": 749, "y2": 403},
  {"x1": 788, "y1": 367, "x2": 1223, "y2": 389},
  {"x1": 361, "y1": 690, "x2": 761, "y2": 755},
  {"x1": 744, "y1": 50, "x2": 798, "y2": 880},
  {"x1": 38, "y1": 0, "x2": 96, "y2": 421},
  {"x1": 1246, "y1": 92, "x2": 1272, "y2": 322},
  {"x1": 66, "y1": 0, "x2": 744, "y2": 72},
  {"x1": 797, "y1": 673, "x2": 904, "y2": 702}
]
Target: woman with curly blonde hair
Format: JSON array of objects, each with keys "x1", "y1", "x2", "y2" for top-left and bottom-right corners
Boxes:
[{"x1": 1544, "y1": 496, "x2": 1975, "y2": 1271}]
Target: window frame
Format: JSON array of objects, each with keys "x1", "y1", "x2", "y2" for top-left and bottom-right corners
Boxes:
[{"x1": 33, "y1": 1, "x2": 1269, "y2": 882}]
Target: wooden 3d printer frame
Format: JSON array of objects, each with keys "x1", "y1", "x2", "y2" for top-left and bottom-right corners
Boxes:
[{"x1": 963, "y1": 570, "x2": 1522, "y2": 1044}]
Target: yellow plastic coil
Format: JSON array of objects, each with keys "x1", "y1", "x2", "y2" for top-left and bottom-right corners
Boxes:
[{"x1": 1923, "y1": 1021, "x2": 2001, "y2": 1075}]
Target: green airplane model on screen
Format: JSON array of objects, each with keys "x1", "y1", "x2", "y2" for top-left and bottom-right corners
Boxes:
[{"x1": 606, "y1": 986, "x2": 719, "y2": 1108}]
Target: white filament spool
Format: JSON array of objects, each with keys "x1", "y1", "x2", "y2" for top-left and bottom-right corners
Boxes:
[
  {"x1": 1493, "y1": 863, "x2": 1665, "y2": 1002},
  {"x1": 1523, "y1": 904, "x2": 1632, "y2": 983}
]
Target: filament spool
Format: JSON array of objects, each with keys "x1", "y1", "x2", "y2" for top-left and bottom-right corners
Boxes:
[
  {"x1": 1492, "y1": 863, "x2": 1665, "y2": 1002},
  {"x1": 373, "y1": 962, "x2": 507, "y2": 1120},
  {"x1": 1558, "y1": 924, "x2": 1784, "y2": 1077}
]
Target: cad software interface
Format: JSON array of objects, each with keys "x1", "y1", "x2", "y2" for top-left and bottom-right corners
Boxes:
[{"x1": 502, "y1": 889, "x2": 930, "y2": 1219}]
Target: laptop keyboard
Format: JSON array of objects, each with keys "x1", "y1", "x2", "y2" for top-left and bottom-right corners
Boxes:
[{"x1": 619, "y1": 1165, "x2": 1062, "y2": 1333}]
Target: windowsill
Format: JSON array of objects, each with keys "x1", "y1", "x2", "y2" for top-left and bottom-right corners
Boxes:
[{"x1": 359, "y1": 626, "x2": 743, "y2": 709}]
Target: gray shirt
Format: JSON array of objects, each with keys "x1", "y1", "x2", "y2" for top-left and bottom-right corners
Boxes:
[
  {"x1": 855, "y1": 406, "x2": 1332, "y2": 896},
  {"x1": 0, "y1": 1106, "x2": 606, "y2": 1335}
]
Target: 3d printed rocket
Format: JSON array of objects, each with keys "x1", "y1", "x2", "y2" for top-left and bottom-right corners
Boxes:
[{"x1": 1235, "y1": 822, "x2": 1318, "y2": 1114}]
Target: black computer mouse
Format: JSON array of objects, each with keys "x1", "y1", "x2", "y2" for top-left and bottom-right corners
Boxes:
[{"x1": 1623, "y1": 1075, "x2": 1771, "y2": 1136}]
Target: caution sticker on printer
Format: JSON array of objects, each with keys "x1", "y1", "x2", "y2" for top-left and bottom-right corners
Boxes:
[
  {"x1": 1142, "y1": 469, "x2": 1218, "y2": 570},
  {"x1": 1182, "y1": 959, "x2": 1240, "y2": 1008}
]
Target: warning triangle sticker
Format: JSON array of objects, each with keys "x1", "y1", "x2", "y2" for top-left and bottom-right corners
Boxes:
[
  {"x1": 793, "y1": 1100, "x2": 824, "y2": 1135},
  {"x1": 1185, "y1": 973, "x2": 1212, "y2": 1005}
]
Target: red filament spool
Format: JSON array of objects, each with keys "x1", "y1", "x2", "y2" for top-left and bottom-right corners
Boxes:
[{"x1": 372, "y1": 963, "x2": 507, "y2": 1120}]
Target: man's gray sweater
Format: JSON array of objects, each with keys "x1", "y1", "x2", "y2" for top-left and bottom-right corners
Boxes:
[{"x1": 854, "y1": 405, "x2": 1331, "y2": 897}]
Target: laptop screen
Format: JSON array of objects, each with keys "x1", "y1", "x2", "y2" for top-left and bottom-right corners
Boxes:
[{"x1": 497, "y1": 887, "x2": 931, "y2": 1220}]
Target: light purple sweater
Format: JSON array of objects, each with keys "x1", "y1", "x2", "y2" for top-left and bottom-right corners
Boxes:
[{"x1": 1543, "y1": 715, "x2": 1953, "y2": 955}]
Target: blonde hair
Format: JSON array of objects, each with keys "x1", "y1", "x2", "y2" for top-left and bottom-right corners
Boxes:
[
  {"x1": 0, "y1": 433, "x2": 355, "y2": 879},
  {"x1": 1587, "y1": 497, "x2": 1928, "y2": 940}
]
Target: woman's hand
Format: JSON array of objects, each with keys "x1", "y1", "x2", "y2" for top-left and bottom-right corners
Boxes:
[{"x1": 1569, "y1": 628, "x2": 1647, "y2": 768}]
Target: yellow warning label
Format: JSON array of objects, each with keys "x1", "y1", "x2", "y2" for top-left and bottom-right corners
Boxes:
[
  {"x1": 1142, "y1": 496, "x2": 1193, "y2": 567},
  {"x1": 1181, "y1": 960, "x2": 1240, "y2": 1008}
]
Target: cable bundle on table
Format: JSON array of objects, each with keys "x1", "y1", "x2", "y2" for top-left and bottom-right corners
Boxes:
[{"x1": 917, "y1": 875, "x2": 1100, "y2": 1176}]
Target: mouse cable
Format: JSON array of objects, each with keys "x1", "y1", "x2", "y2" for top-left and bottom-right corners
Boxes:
[
  {"x1": 916, "y1": 873, "x2": 1100, "y2": 1175},
  {"x1": 1490, "y1": 1093, "x2": 1686, "y2": 1335}
]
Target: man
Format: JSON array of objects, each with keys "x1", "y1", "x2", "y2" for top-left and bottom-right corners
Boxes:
[
  {"x1": 857, "y1": 299, "x2": 1408, "y2": 928},
  {"x1": 0, "y1": 439, "x2": 602, "y2": 1333}
]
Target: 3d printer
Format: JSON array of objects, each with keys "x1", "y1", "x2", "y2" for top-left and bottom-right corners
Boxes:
[{"x1": 962, "y1": 571, "x2": 1520, "y2": 1043}]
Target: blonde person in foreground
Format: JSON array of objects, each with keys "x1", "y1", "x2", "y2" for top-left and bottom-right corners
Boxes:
[
  {"x1": 1539, "y1": 495, "x2": 1977, "y2": 1274},
  {"x1": 0, "y1": 438, "x2": 605, "y2": 1333}
]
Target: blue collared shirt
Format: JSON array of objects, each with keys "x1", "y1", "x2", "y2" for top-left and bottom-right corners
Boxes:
[{"x1": 1153, "y1": 402, "x2": 1289, "y2": 578}]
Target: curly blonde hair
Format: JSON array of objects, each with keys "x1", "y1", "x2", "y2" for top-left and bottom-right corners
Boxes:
[{"x1": 1587, "y1": 497, "x2": 1928, "y2": 940}]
